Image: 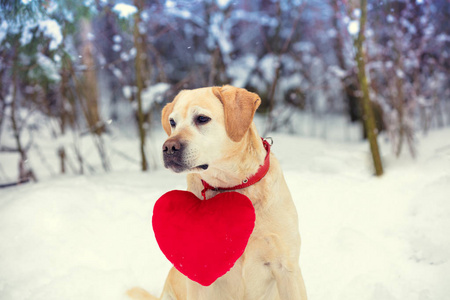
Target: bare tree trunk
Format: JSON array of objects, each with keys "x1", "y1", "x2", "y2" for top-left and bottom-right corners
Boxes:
[
  {"x1": 208, "y1": 47, "x2": 221, "y2": 86},
  {"x1": 59, "y1": 27, "x2": 75, "y2": 135},
  {"x1": 67, "y1": 50, "x2": 110, "y2": 172},
  {"x1": 73, "y1": 134, "x2": 84, "y2": 175},
  {"x1": 11, "y1": 65, "x2": 37, "y2": 182},
  {"x1": 0, "y1": 97, "x2": 5, "y2": 144},
  {"x1": 264, "y1": 54, "x2": 282, "y2": 136},
  {"x1": 134, "y1": 0, "x2": 148, "y2": 171},
  {"x1": 391, "y1": 36, "x2": 416, "y2": 158},
  {"x1": 394, "y1": 69, "x2": 405, "y2": 157},
  {"x1": 264, "y1": 2, "x2": 287, "y2": 135},
  {"x1": 77, "y1": 19, "x2": 110, "y2": 172},
  {"x1": 58, "y1": 147, "x2": 66, "y2": 174},
  {"x1": 355, "y1": 0, "x2": 383, "y2": 176},
  {"x1": 80, "y1": 19, "x2": 101, "y2": 133},
  {"x1": 331, "y1": 0, "x2": 361, "y2": 124}
]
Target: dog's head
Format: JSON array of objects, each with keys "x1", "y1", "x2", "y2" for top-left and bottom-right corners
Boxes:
[{"x1": 161, "y1": 85, "x2": 261, "y2": 173}]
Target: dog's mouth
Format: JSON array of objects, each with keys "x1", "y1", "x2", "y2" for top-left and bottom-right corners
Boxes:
[
  {"x1": 196, "y1": 164, "x2": 209, "y2": 170},
  {"x1": 164, "y1": 160, "x2": 187, "y2": 173},
  {"x1": 164, "y1": 160, "x2": 209, "y2": 173}
]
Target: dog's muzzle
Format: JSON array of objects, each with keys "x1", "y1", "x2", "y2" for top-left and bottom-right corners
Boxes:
[
  {"x1": 162, "y1": 138, "x2": 209, "y2": 172},
  {"x1": 163, "y1": 138, "x2": 187, "y2": 172}
]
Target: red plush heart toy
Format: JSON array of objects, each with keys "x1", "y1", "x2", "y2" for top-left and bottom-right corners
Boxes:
[{"x1": 152, "y1": 190, "x2": 256, "y2": 286}]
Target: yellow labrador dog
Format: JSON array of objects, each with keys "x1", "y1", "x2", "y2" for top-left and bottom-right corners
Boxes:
[{"x1": 128, "y1": 85, "x2": 307, "y2": 300}]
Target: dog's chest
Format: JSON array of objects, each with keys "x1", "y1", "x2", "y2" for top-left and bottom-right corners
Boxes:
[
  {"x1": 208, "y1": 237, "x2": 281, "y2": 300},
  {"x1": 220, "y1": 216, "x2": 283, "y2": 297}
]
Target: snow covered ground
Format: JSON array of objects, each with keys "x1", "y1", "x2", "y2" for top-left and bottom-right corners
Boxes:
[{"x1": 1, "y1": 125, "x2": 450, "y2": 300}]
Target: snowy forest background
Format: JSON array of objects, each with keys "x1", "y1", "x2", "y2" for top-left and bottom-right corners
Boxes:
[
  {"x1": 1, "y1": 1, "x2": 450, "y2": 300},
  {"x1": 0, "y1": 0, "x2": 449, "y2": 183}
]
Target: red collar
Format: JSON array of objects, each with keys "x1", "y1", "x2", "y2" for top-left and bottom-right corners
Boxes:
[{"x1": 201, "y1": 138, "x2": 271, "y2": 200}]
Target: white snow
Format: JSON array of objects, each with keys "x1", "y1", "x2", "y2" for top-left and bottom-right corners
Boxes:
[
  {"x1": 259, "y1": 54, "x2": 279, "y2": 83},
  {"x1": 352, "y1": 9, "x2": 361, "y2": 19},
  {"x1": 227, "y1": 54, "x2": 258, "y2": 87},
  {"x1": 165, "y1": 6, "x2": 194, "y2": 23},
  {"x1": 0, "y1": 21, "x2": 8, "y2": 44},
  {"x1": 141, "y1": 83, "x2": 171, "y2": 112},
  {"x1": 436, "y1": 33, "x2": 450, "y2": 43},
  {"x1": 1, "y1": 125, "x2": 450, "y2": 300},
  {"x1": 348, "y1": 20, "x2": 360, "y2": 36},
  {"x1": 113, "y1": 35, "x2": 122, "y2": 43},
  {"x1": 35, "y1": 53, "x2": 61, "y2": 82},
  {"x1": 112, "y1": 3, "x2": 138, "y2": 19},
  {"x1": 112, "y1": 67, "x2": 123, "y2": 79},
  {"x1": 19, "y1": 19, "x2": 62, "y2": 50},
  {"x1": 217, "y1": 0, "x2": 233, "y2": 10},
  {"x1": 165, "y1": 0, "x2": 176, "y2": 9},
  {"x1": 294, "y1": 41, "x2": 315, "y2": 53},
  {"x1": 39, "y1": 19, "x2": 63, "y2": 50},
  {"x1": 328, "y1": 65, "x2": 347, "y2": 79},
  {"x1": 209, "y1": 12, "x2": 233, "y2": 56},
  {"x1": 113, "y1": 44, "x2": 121, "y2": 52},
  {"x1": 20, "y1": 23, "x2": 35, "y2": 47},
  {"x1": 122, "y1": 85, "x2": 135, "y2": 99},
  {"x1": 387, "y1": 14, "x2": 395, "y2": 23}
]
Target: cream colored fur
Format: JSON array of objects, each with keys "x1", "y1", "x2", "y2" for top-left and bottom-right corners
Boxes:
[{"x1": 128, "y1": 86, "x2": 307, "y2": 300}]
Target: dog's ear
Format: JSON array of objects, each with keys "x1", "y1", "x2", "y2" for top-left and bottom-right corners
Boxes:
[
  {"x1": 213, "y1": 85, "x2": 261, "y2": 142},
  {"x1": 161, "y1": 102, "x2": 174, "y2": 136}
]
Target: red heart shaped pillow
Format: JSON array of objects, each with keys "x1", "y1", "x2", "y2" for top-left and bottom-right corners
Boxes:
[{"x1": 152, "y1": 190, "x2": 255, "y2": 286}]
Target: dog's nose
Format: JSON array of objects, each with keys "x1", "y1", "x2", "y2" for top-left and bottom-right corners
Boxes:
[{"x1": 163, "y1": 139, "x2": 182, "y2": 155}]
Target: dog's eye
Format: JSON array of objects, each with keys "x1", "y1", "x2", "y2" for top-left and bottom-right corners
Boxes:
[
  {"x1": 196, "y1": 115, "x2": 211, "y2": 125},
  {"x1": 169, "y1": 119, "x2": 176, "y2": 127}
]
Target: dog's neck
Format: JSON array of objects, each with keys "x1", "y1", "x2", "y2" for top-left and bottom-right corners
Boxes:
[{"x1": 192, "y1": 124, "x2": 267, "y2": 190}]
